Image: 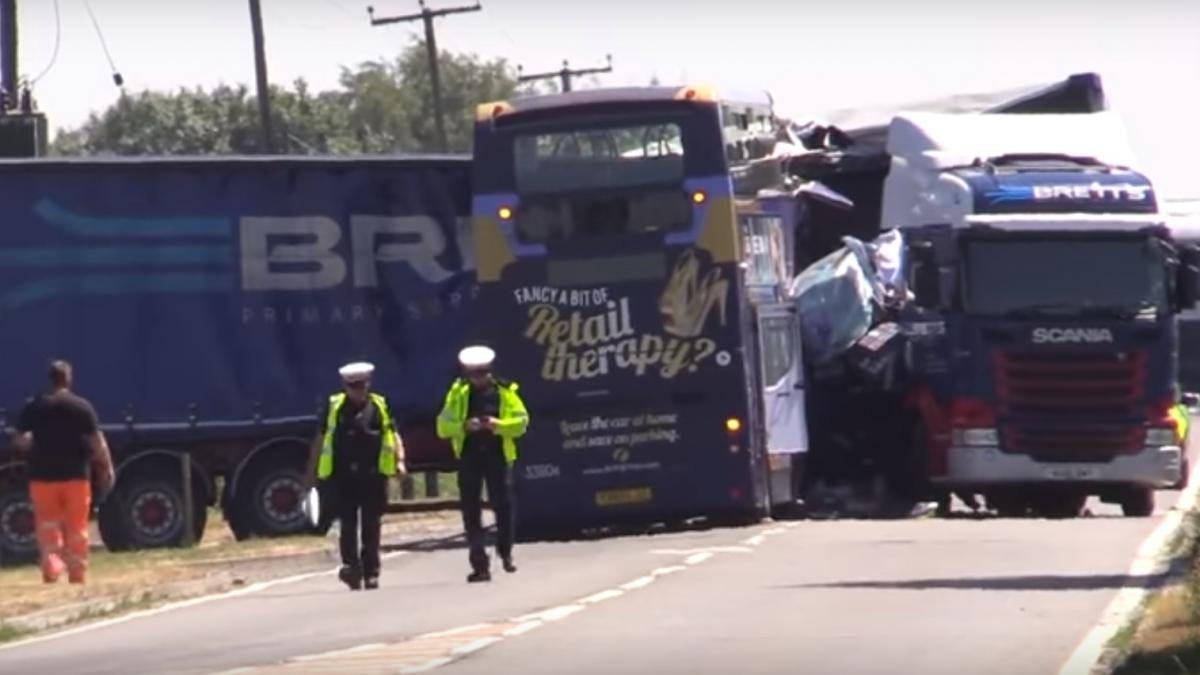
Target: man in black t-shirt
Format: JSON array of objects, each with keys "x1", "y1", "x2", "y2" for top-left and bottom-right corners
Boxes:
[{"x1": 11, "y1": 360, "x2": 114, "y2": 583}]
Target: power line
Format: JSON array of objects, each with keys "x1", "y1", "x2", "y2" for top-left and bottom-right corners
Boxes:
[
  {"x1": 82, "y1": 0, "x2": 123, "y2": 87},
  {"x1": 29, "y1": 0, "x2": 59, "y2": 84},
  {"x1": 319, "y1": 0, "x2": 357, "y2": 17},
  {"x1": 368, "y1": 1, "x2": 482, "y2": 153},
  {"x1": 518, "y1": 54, "x2": 613, "y2": 93}
]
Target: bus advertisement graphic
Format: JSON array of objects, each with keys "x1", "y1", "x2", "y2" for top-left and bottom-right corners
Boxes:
[{"x1": 513, "y1": 246, "x2": 733, "y2": 383}]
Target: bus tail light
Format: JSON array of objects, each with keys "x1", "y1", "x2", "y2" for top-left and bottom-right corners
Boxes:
[
  {"x1": 497, "y1": 206, "x2": 514, "y2": 220},
  {"x1": 725, "y1": 417, "x2": 742, "y2": 434},
  {"x1": 691, "y1": 190, "x2": 707, "y2": 205}
]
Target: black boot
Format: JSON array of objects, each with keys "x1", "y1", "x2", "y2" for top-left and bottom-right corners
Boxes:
[
  {"x1": 502, "y1": 556, "x2": 517, "y2": 573},
  {"x1": 338, "y1": 565, "x2": 362, "y2": 591},
  {"x1": 364, "y1": 576, "x2": 379, "y2": 590},
  {"x1": 467, "y1": 569, "x2": 492, "y2": 583}
]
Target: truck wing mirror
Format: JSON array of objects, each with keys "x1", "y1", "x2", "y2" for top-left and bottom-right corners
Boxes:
[
  {"x1": 910, "y1": 242, "x2": 939, "y2": 309},
  {"x1": 1177, "y1": 245, "x2": 1200, "y2": 310}
]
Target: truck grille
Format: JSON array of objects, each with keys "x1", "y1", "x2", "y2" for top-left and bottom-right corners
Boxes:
[{"x1": 992, "y1": 350, "x2": 1146, "y2": 461}]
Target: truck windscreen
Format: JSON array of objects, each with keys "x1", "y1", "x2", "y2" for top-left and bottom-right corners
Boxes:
[{"x1": 963, "y1": 237, "x2": 1169, "y2": 316}]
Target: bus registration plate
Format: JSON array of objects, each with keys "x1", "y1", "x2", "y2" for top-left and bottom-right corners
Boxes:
[{"x1": 595, "y1": 487, "x2": 653, "y2": 507}]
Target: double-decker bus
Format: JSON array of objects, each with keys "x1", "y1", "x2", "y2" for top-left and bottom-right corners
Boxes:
[{"x1": 469, "y1": 85, "x2": 806, "y2": 535}]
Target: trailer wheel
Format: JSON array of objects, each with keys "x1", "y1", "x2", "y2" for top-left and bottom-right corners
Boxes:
[
  {"x1": 0, "y1": 483, "x2": 37, "y2": 566},
  {"x1": 234, "y1": 454, "x2": 310, "y2": 538},
  {"x1": 1120, "y1": 487, "x2": 1155, "y2": 518},
  {"x1": 115, "y1": 462, "x2": 208, "y2": 549},
  {"x1": 221, "y1": 483, "x2": 253, "y2": 542},
  {"x1": 97, "y1": 496, "x2": 132, "y2": 552}
]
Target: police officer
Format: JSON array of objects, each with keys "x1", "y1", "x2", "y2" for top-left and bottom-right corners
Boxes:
[
  {"x1": 437, "y1": 346, "x2": 528, "y2": 583},
  {"x1": 306, "y1": 362, "x2": 405, "y2": 590}
]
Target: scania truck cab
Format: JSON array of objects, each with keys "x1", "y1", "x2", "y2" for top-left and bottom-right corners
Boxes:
[{"x1": 890, "y1": 112, "x2": 1199, "y2": 517}]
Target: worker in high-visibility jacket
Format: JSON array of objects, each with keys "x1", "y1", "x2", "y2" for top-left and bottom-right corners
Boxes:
[
  {"x1": 437, "y1": 345, "x2": 528, "y2": 583},
  {"x1": 305, "y1": 362, "x2": 405, "y2": 591}
]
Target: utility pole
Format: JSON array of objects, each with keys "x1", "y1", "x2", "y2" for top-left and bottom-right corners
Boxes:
[
  {"x1": 248, "y1": 0, "x2": 274, "y2": 153},
  {"x1": 368, "y1": 1, "x2": 482, "y2": 153},
  {"x1": 518, "y1": 54, "x2": 613, "y2": 94},
  {"x1": 0, "y1": 0, "x2": 17, "y2": 110}
]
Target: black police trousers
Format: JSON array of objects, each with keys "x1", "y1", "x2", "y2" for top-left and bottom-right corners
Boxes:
[
  {"x1": 334, "y1": 472, "x2": 388, "y2": 578},
  {"x1": 457, "y1": 443, "x2": 514, "y2": 572}
]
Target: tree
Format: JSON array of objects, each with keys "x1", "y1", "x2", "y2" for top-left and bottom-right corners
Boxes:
[{"x1": 51, "y1": 41, "x2": 520, "y2": 156}]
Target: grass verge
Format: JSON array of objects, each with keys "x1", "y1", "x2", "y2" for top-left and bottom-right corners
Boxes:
[{"x1": 1114, "y1": 511, "x2": 1200, "y2": 674}]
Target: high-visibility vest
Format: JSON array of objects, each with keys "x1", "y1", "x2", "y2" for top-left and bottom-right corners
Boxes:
[
  {"x1": 436, "y1": 379, "x2": 528, "y2": 466},
  {"x1": 1171, "y1": 403, "x2": 1190, "y2": 443},
  {"x1": 317, "y1": 392, "x2": 398, "y2": 479}
]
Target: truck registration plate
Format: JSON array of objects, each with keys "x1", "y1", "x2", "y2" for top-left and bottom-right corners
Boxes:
[{"x1": 1044, "y1": 466, "x2": 1100, "y2": 480}]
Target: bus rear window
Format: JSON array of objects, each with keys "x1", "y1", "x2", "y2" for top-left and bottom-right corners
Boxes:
[
  {"x1": 515, "y1": 188, "x2": 690, "y2": 243},
  {"x1": 514, "y1": 122, "x2": 685, "y2": 194}
]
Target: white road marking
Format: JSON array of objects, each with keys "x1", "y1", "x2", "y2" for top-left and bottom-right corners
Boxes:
[
  {"x1": 450, "y1": 636, "x2": 502, "y2": 656},
  {"x1": 535, "y1": 604, "x2": 585, "y2": 622},
  {"x1": 620, "y1": 575, "x2": 656, "y2": 590},
  {"x1": 503, "y1": 621, "x2": 542, "y2": 637},
  {"x1": 578, "y1": 589, "x2": 625, "y2": 604},
  {"x1": 1057, "y1": 459, "x2": 1200, "y2": 675},
  {"x1": 200, "y1": 523, "x2": 799, "y2": 674},
  {"x1": 651, "y1": 546, "x2": 753, "y2": 555},
  {"x1": 763, "y1": 527, "x2": 786, "y2": 535},
  {"x1": 0, "y1": 551, "x2": 409, "y2": 653},
  {"x1": 743, "y1": 534, "x2": 767, "y2": 546},
  {"x1": 418, "y1": 623, "x2": 494, "y2": 639}
]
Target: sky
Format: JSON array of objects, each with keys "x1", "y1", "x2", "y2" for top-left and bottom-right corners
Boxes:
[{"x1": 10, "y1": 0, "x2": 1200, "y2": 197}]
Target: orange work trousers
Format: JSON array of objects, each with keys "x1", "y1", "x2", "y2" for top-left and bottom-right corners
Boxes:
[{"x1": 29, "y1": 480, "x2": 91, "y2": 583}]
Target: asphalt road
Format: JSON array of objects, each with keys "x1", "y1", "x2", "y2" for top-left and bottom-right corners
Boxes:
[{"x1": 0, "y1": 482, "x2": 1185, "y2": 675}]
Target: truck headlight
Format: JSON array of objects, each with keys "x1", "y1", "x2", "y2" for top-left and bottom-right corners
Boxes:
[
  {"x1": 1145, "y1": 428, "x2": 1178, "y2": 446},
  {"x1": 952, "y1": 428, "x2": 998, "y2": 447}
]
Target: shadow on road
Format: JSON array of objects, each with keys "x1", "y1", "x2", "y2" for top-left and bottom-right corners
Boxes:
[
  {"x1": 382, "y1": 531, "x2": 469, "y2": 554},
  {"x1": 785, "y1": 564, "x2": 1188, "y2": 592}
]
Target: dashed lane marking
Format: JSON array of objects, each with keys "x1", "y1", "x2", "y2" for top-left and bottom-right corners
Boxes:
[{"x1": 209, "y1": 524, "x2": 787, "y2": 674}]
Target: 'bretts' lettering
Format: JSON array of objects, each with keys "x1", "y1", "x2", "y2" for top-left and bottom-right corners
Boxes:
[
  {"x1": 1031, "y1": 327, "x2": 1115, "y2": 344},
  {"x1": 1031, "y1": 182, "x2": 1151, "y2": 202}
]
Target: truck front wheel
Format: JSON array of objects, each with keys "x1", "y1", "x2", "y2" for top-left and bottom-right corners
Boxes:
[
  {"x1": 1120, "y1": 487, "x2": 1155, "y2": 518},
  {"x1": 1032, "y1": 492, "x2": 1087, "y2": 519}
]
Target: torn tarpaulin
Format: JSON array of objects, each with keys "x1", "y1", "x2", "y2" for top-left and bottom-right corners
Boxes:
[{"x1": 788, "y1": 229, "x2": 909, "y2": 365}]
